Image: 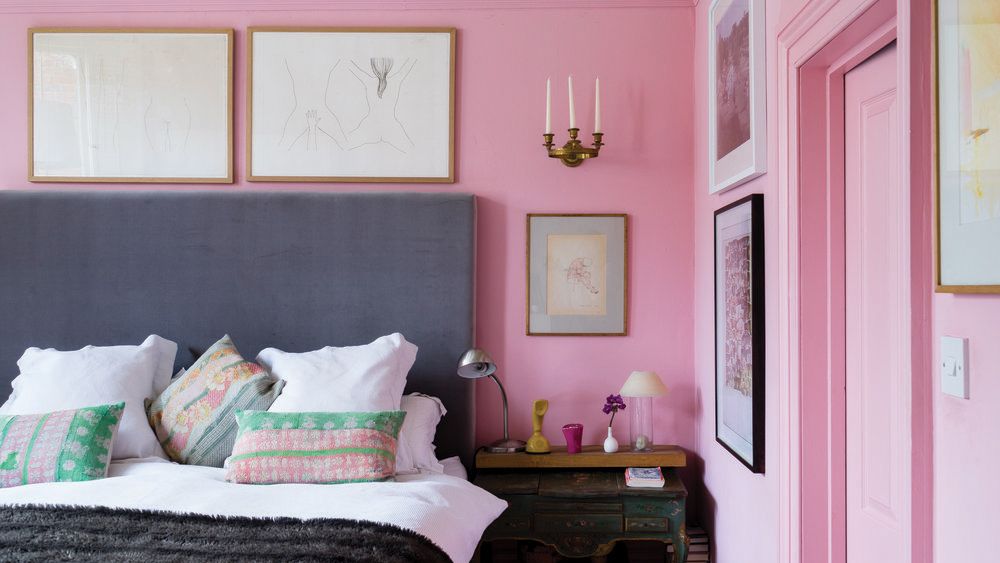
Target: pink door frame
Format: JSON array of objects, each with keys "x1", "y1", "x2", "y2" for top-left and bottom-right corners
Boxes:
[{"x1": 774, "y1": 1, "x2": 933, "y2": 562}]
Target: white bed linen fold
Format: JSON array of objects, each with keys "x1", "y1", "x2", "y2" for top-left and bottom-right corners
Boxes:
[{"x1": 0, "y1": 458, "x2": 505, "y2": 563}]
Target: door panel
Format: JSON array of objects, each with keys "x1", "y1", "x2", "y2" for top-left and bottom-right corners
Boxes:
[{"x1": 845, "y1": 43, "x2": 910, "y2": 563}]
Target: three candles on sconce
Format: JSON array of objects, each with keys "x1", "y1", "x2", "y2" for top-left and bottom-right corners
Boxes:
[{"x1": 545, "y1": 76, "x2": 600, "y2": 134}]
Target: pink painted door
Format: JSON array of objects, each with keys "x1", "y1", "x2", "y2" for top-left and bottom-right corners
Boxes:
[{"x1": 844, "y1": 43, "x2": 911, "y2": 563}]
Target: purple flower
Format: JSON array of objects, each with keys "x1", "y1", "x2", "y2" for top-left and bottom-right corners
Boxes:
[{"x1": 602, "y1": 394, "x2": 627, "y2": 426}]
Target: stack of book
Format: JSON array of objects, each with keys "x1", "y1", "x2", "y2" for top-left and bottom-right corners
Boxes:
[
  {"x1": 624, "y1": 466, "x2": 665, "y2": 488},
  {"x1": 670, "y1": 526, "x2": 711, "y2": 562}
]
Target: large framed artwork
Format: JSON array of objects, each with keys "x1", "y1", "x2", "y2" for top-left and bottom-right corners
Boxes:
[
  {"x1": 29, "y1": 28, "x2": 233, "y2": 183},
  {"x1": 526, "y1": 214, "x2": 628, "y2": 336},
  {"x1": 936, "y1": 0, "x2": 1000, "y2": 292},
  {"x1": 247, "y1": 27, "x2": 455, "y2": 183},
  {"x1": 708, "y1": 0, "x2": 766, "y2": 194},
  {"x1": 714, "y1": 194, "x2": 764, "y2": 473}
]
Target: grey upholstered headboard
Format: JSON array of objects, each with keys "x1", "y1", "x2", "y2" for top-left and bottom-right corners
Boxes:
[{"x1": 0, "y1": 191, "x2": 476, "y2": 467}]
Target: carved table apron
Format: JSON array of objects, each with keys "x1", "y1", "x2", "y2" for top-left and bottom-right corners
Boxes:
[{"x1": 474, "y1": 468, "x2": 688, "y2": 562}]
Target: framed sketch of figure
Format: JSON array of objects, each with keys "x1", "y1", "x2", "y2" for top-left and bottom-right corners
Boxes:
[
  {"x1": 526, "y1": 214, "x2": 628, "y2": 336},
  {"x1": 247, "y1": 28, "x2": 455, "y2": 183},
  {"x1": 29, "y1": 28, "x2": 233, "y2": 183}
]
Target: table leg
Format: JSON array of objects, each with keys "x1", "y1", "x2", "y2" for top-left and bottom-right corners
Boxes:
[{"x1": 672, "y1": 523, "x2": 690, "y2": 563}]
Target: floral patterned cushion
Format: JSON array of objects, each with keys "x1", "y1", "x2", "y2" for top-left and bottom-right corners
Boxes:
[
  {"x1": 225, "y1": 410, "x2": 406, "y2": 485},
  {"x1": 0, "y1": 402, "x2": 124, "y2": 488},
  {"x1": 147, "y1": 336, "x2": 284, "y2": 467}
]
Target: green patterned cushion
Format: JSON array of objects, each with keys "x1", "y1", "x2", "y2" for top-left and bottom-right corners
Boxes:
[
  {"x1": 0, "y1": 402, "x2": 124, "y2": 488},
  {"x1": 225, "y1": 410, "x2": 406, "y2": 485},
  {"x1": 147, "y1": 336, "x2": 284, "y2": 467}
]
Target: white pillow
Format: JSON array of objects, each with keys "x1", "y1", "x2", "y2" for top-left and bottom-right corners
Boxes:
[
  {"x1": 148, "y1": 336, "x2": 179, "y2": 396},
  {"x1": 396, "y1": 393, "x2": 447, "y2": 474},
  {"x1": 258, "y1": 333, "x2": 417, "y2": 413},
  {"x1": 0, "y1": 335, "x2": 175, "y2": 460}
]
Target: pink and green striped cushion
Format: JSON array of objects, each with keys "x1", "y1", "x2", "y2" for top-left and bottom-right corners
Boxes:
[
  {"x1": 147, "y1": 335, "x2": 284, "y2": 467},
  {"x1": 224, "y1": 410, "x2": 406, "y2": 485},
  {"x1": 0, "y1": 402, "x2": 124, "y2": 488}
]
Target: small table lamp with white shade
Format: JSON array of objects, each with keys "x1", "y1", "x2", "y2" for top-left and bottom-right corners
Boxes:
[{"x1": 619, "y1": 371, "x2": 668, "y2": 452}]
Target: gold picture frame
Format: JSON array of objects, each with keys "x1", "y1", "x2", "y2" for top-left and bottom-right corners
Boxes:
[
  {"x1": 246, "y1": 27, "x2": 456, "y2": 183},
  {"x1": 27, "y1": 27, "x2": 234, "y2": 184},
  {"x1": 526, "y1": 214, "x2": 629, "y2": 336},
  {"x1": 934, "y1": 0, "x2": 1000, "y2": 293}
]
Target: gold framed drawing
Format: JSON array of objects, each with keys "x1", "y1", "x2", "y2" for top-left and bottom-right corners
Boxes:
[
  {"x1": 29, "y1": 28, "x2": 233, "y2": 183},
  {"x1": 526, "y1": 214, "x2": 628, "y2": 336},
  {"x1": 246, "y1": 27, "x2": 456, "y2": 183},
  {"x1": 936, "y1": 0, "x2": 1000, "y2": 292}
]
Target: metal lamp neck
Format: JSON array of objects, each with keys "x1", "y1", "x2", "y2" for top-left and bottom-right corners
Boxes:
[{"x1": 488, "y1": 372, "x2": 510, "y2": 441}]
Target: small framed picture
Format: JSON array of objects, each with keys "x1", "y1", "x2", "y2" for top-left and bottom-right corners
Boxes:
[
  {"x1": 708, "y1": 0, "x2": 766, "y2": 194},
  {"x1": 29, "y1": 28, "x2": 233, "y2": 183},
  {"x1": 714, "y1": 194, "x2": 764, "y2": 473},
  {"x1": 526, "y1": 214, "x2": 628, "y2": 336},
  {"x1": 935, "y1": 0, "x2": 1000, "y2": 292}
]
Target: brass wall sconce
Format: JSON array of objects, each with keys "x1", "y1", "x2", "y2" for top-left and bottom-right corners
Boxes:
[
  {"x1": 543, "y1": 128, "x2": 604, "y2": 167},
  {"x1": 544, "y1": 76, "x2": 603, "y2": 167}
]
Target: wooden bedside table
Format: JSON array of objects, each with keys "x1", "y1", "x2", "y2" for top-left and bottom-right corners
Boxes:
[{"x1": 474, "y1": 445, "x2": 688, "y2": 563}]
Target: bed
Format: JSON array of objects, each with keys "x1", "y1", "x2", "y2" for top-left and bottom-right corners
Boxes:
[{"x1": 0, "y1": 191, "x2": 504, "y2": 562}]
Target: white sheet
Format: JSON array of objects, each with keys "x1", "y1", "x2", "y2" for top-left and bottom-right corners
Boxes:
[
  {"x1": 0, "y1": 458, "x2": 505, "y2": 563},
  {"x1": 439, "y1": 456, "x2": 468, "y2": 480}
]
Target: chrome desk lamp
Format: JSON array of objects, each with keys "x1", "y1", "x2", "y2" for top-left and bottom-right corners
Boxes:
[{"x1": 457, "y1": 348, "x2": 526, "y2": 453}]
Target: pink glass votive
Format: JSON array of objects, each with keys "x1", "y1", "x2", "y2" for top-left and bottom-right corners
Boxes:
[{"x1": 562, "y1": 423, "x2": 583, "y2": 454}]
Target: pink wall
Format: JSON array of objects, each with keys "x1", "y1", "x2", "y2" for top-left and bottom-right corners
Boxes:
[
  {"x1": 0, "y1": 2, "x2": 697, "y2": 455},
  {"x1": 691, "y1": 0, "x2": 781, "y2": 560},
  {"x1": 933, "y1": 296, "x2": 1000, "y2": 560},
  {"x1": 694, "y1": 0, "x2": 1000, "y2": 562}
]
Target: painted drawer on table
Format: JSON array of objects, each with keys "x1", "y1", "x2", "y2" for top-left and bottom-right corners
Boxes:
[
  {"x1": 534, "y1": 513, "x2": 622, "y2": 533},
  {"x1": 535, "y1": 501, "x2": 621, "y2": 514},
  {"x1": 489, "y1": 515, "x2": 532, "y2": 534},
  {"x1": 623, "y1": 497, "x2": 684, "y2": 518},
  {"x1": 625, "y1": 516, "x2": 670, "y2": 533}
]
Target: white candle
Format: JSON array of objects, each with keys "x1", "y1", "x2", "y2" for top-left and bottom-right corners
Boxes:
[
  {"x1": 594, "y1": 77, "x2": 602, "y2": 133},
  {"x1": 568, "y1": 75, "x2": 576, "y2": 130},
  {"x1": 545, "y1": 77, "x2": 552, "y2": 134}
]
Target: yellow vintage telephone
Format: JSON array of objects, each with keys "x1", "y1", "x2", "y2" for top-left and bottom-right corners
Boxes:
[{"x1": 526, "y1": 399, "x2": 551, "y2": 454}]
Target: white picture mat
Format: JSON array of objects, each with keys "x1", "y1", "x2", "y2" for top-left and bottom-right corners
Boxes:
[
  {"x1": 715, "y1": 201, "x2": 754, "y2": 463},
  {"x1": 528, "y1": 216, "x2": 626, "y2": 335},
  {"x1": 708, "y1": 0, "x2": 767, "y2": 194},
  {"x1": 249, "y1": 30, "x2": 453, "y2": 181},
  {"x1": 937, "y1": 2, "x2": 1000, "y2": 287},
  {"x1": 31, "y1": 31, "x2": 231, "y2": 181}
]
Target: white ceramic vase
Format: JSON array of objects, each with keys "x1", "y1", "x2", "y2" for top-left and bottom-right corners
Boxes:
[{"x1": 603, "y1": 427, "x2": 619, "y2": 453}]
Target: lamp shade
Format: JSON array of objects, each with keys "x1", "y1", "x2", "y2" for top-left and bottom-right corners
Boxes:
[
  {"x1": 619, "y1": 371, "x2": 668, "y2": 397},
  {"x1": 457, "y1": 348, "x2": 497, "y2": 379}
]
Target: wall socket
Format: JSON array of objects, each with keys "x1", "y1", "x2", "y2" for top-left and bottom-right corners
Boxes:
[{"x1": 940, "y1": 336, "x2": 969, "y2": 399}]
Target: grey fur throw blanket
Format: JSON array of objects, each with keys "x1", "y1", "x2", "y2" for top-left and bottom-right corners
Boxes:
[{"x1": 0, "y1": 504, "x2": 452, "y2": 562}]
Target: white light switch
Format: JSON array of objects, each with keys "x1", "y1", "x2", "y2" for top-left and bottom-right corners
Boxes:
[{"x1": 940, "y1": 336, "x2": 969, "y2": 399}]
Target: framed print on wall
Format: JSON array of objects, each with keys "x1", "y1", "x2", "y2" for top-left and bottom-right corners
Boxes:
[
  {"x1": 708, "y1": 0, "x2": 766, "y2": 194},
  {"x1": 936, "y1": 0, "x2": 1000, "y2": 292},
  {"x1": 714, "y1": 194, "x2": 764, "y2": 473},
  {"x1": 247, "y1": 27, "x2": 455, "y2": 183},
  {"x1": 527, "y1": 214, "x2": 628, "y2": 336},
  {"x1": 29, "y1": 28, "x2": 233, "y2": 183}
]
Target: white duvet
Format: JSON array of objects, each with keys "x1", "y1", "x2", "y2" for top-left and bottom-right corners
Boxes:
[{"x1": 0, "y1": 458, "x2": 506, "y2": 563}]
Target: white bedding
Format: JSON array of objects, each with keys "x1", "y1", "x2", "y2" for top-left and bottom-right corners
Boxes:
[
  {"x1": 0, "y1": 458, "x2": 504, "y2": 563},
  {"x1": 440, "y1": 455, "x2": 468, "y2": 480}
]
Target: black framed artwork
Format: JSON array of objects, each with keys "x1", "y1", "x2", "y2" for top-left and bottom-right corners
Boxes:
[{"x1": 714, "y1": 194, "x2": 765, "y2": 473}]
